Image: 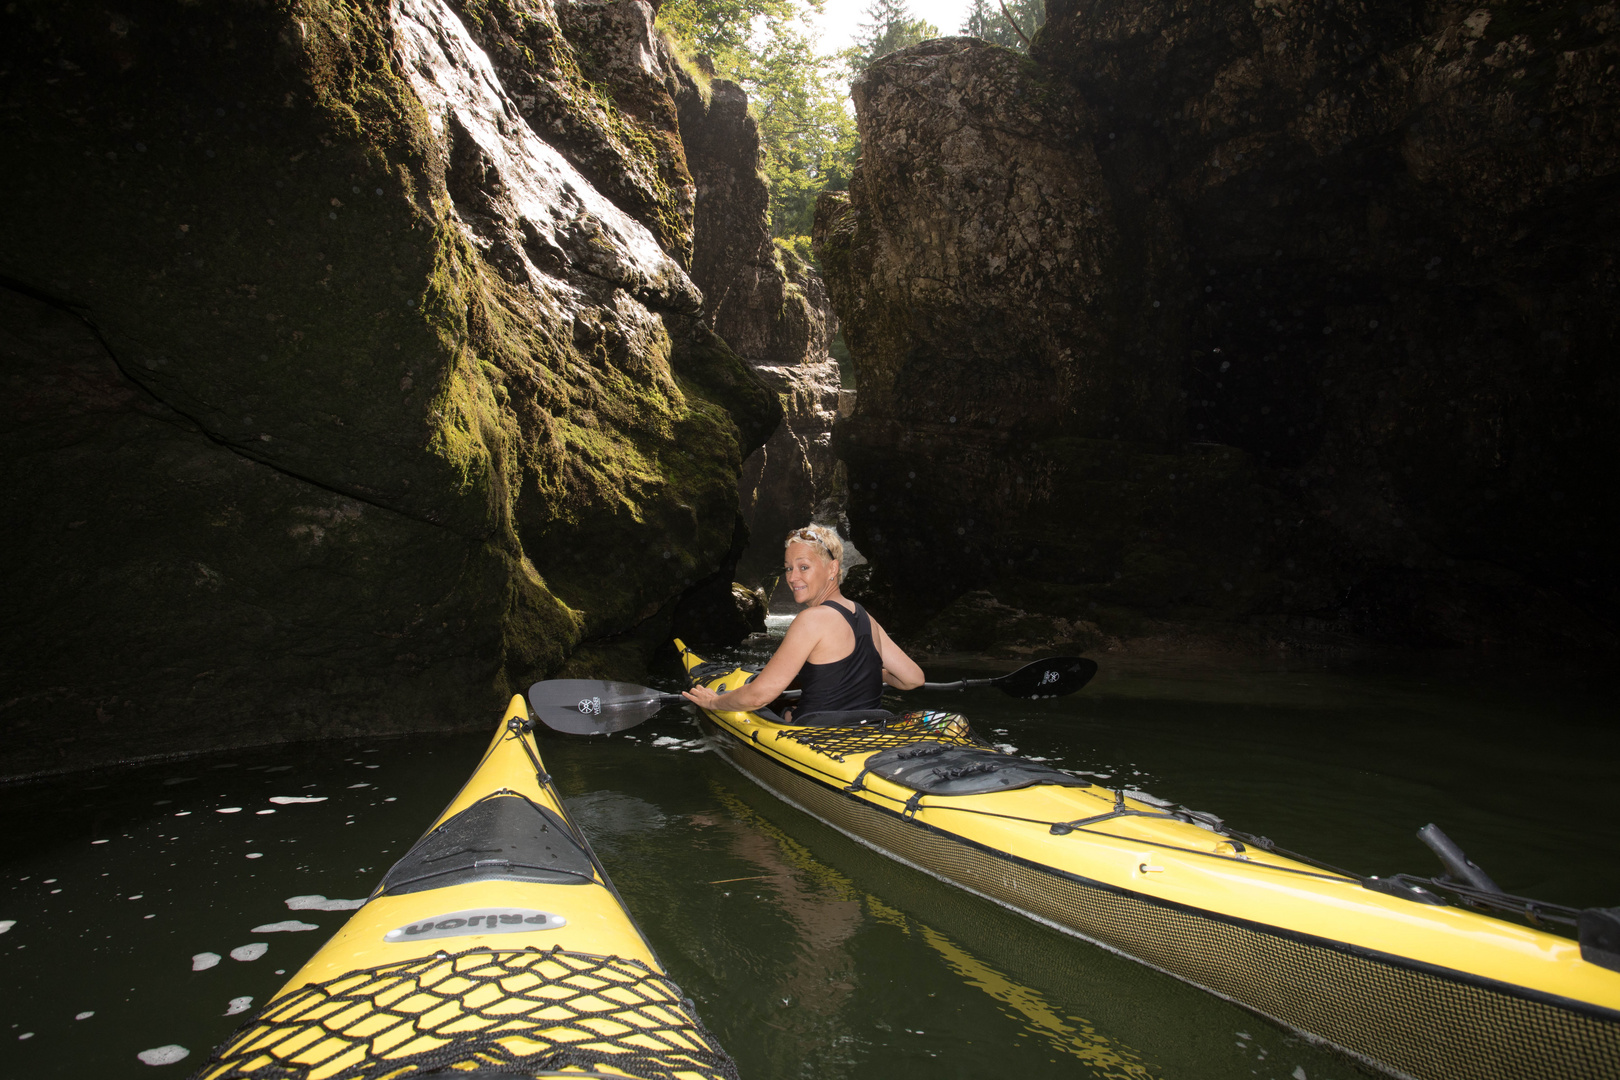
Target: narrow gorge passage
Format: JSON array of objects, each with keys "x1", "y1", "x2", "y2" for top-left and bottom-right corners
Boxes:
[{"x1": 1, "y1": 0, "x2": 1616, "y2": 1077}]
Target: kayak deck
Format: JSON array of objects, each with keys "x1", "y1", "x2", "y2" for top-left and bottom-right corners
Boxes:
[
  {"x1": 195, "y1": 695, "x2": 736, "y2": 1080},
  {"x1": 677, "y1": 641, "x2": 1620, "y2": 1080}
]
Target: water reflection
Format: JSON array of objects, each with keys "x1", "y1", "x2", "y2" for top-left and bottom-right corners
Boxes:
[
  {"x1": 920, "y1": 927, "x2": 1154, "y2": 1079},
  {"x1": 704, "y1": 785, "x2": 1157, "y2": 1079},
  {"x1": 2, "y1": 646, "x2": 1611, "y2": 1079}
]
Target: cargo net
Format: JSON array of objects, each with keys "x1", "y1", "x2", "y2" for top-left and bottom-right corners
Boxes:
[
  {"x1": 775, "y1": 710, "x2": 991, "y2": 762},
  {"x1": 194, "y1": 945, "x2": 739, "y2": 1080}
]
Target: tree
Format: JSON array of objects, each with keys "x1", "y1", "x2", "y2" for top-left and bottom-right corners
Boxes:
[
  {"x1": 845, "y1": 0, "x2": 939, "y2": 76},
  {"x1": 658, "y1": 0, "x2": 798, "y2": 74},
  {"x1": 743, "y1": 16, "x2": 861, "y2": 240},
  {"x1": 960, "y1": 0, "x2": 1044, "y2": 52}
]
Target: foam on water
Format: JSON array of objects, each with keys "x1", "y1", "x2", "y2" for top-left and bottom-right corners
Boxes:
[
  {"x1": 228, "y1": 943, "x2": 267, "y2": 962},
  {"x1": 285, "y1": 895, "x2": 365, "y2": 911},
  {"x1": 651, "y1": 736, "x2": 711, "y2": 752},
  {"x1": 137, "y1": 1044, "x2": 190, "y2": 1066}
]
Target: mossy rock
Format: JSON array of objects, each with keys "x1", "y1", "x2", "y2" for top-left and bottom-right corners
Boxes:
[{"x1": 0, "y1": 0, "x2": 779, "y2": 774}]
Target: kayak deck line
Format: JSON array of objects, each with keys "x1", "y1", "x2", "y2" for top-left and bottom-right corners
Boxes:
[
  {"x1": 731, "y1": 725, "x2": 1620, "y2": 1022},
  {"x1": 193, "y1": 696, "x2": 739, "y2": 1080},
  {"x1": 762, "y1": 717, "x2": 1363, "y2": 887},
  {"x1": 678, "y1": 642, "x2": 1620, "y2": 1080}
]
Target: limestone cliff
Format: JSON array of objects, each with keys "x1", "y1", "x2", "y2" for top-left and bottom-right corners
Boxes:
[
  {"x1": 678, "y1": 74, "x2": 847, "y2": 588},
  {"x1": 817, "y1": 6, "x2": 1618, "y2": 658},
  {"x1": 0, "y1": 0, "x2": 778, "y2": 776}
]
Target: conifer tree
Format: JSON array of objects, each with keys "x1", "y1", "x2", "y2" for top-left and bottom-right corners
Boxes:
[
  {"x1": 960, "y1": 0, "x2": 1044, "y2": 52},
  {"x1": 845, "y1": 0, "x2": 939, "y2": 75}
]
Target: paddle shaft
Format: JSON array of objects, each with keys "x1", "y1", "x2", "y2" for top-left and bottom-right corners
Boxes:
[
  {"x1": 654, "y1": 689, "x2": 803, "y2": 703},
  {"x1": 920, "y1": 677, "x2": 996, "y2": 691},
  {"x1": 528, "y1": 656, "x2": 1092, "y2": 734}
]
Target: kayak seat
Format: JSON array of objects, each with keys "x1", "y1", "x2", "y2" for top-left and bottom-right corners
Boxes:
[
  {"x1": 378, "y1": 793, "x2": 597, "y2": 897},
  {"x1": 790, "y1": 709, "x2": 897, "y2": 728},
  {"x1": 852, "y1": 740, "x2": 1093, "y2": 797}
]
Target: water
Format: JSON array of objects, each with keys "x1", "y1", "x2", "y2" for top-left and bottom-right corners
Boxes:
[{"x1": 2, "y1": 644, "x2": 1615, "y2": 1078}]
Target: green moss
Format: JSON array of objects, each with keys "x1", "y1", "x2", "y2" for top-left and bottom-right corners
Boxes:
[
  {"x1": 667, "y1": 321, "x2": 783, "y2": 456},
  {"x1": 0, "y1": 0, "x2": 777, "y2": 764}
]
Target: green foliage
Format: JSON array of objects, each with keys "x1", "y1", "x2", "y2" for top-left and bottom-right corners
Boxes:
[
  {"x1": 844, "y1": 0, "x2": 939, "y2": 75},
  {"x1": 960, "y1": 0, "x2": 1045, "y2": 52},
  {"x1": 657, "y1": 0, "x2": 798, "y2": 74},
  {"x1": 658, "y1": 0, "x2": 859, "y2": 244},
  {"x1": 774, "y1": 234, "x2": 816, "y2": 269}
]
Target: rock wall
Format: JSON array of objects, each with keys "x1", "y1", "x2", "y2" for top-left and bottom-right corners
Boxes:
[
  {"x1": 816, "y1": 6, "x2": 1618, "y2": 658},
  {"x1": 0, "y1": 0, "x2": 778, "y2": 776},
  {"x1": 678, "y1": 74, "x2": 847, "y2": 587}
]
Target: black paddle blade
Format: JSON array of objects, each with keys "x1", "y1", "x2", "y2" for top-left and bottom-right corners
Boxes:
[
  {"x1": 993, "y1": 657, "x2": 1098, "y2": 699},
  {"x1": 526, "y1": 679, "x2": 676, "y2": 735}
]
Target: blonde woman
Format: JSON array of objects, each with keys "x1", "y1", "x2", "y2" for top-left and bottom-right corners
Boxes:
[{"x1": 682, "y1": 524, "x2": 925, "y2": 722}]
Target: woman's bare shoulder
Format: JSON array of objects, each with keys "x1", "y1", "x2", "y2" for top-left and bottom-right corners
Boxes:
[{"x1": 788, "y1": 604, "x2": 842, "y2": 630}]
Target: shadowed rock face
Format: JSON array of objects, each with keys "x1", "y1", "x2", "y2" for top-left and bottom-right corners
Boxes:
[
  {"x1": 677, "y1": 74, "x2": 846, "y2": 587},
  {"x1": 0, "y1": 0, "x2": 777, "y2": 775},
  {"x1": 817, "y1": 11, "x2": 1618, "y2": 657}
]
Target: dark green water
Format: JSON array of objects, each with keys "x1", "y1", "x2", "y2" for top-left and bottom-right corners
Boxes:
[{"x1": 2, "y1": 642, "x2": 1615, "y2": 1078}]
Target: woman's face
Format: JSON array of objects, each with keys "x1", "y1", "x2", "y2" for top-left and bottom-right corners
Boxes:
[{"x1": 784, "y1": 541, "x2": 836, "y2": 606}]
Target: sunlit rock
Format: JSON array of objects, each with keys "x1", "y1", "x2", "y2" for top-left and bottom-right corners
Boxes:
[{"x1": 0, "y1": 0, "x2": 776, "y2": 774}]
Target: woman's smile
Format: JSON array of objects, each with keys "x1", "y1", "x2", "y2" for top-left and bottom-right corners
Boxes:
[{"x1": 784, "y1": 541, "x2": 834, "y2": 606}]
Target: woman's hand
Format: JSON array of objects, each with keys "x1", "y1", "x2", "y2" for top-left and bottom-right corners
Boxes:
[
  {"x1": 682, "y1": 616, "x2": 821, "y2": 713},
  {"x1": 682, "y1": 685, "x2": 726, "y2": 710}
]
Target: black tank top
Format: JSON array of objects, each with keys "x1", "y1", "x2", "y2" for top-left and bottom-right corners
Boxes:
[{"x1": 795, "y1": 602, "x2": 885, "y2": 716}]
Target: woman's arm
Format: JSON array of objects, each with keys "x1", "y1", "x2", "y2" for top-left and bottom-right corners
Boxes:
[
  {"x1": 681, "y1": 611, "x2": 823, "y2": 712},
  {"x1": 871, "y1": 617, "x2": 925, "y2": 690}
]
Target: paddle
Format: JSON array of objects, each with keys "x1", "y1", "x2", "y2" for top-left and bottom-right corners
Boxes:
[
  {"x1": 527, "y1": 656, "x2": 1096, "y2": 735},
  {"x1": 526, "y1": 679, "x2": 697, "y2": 736},
  {"x1": 921, "y1": 656, "x2": 1098, "y2": 699}
]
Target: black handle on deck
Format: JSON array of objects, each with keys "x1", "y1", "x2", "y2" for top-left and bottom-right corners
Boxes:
[{"x1": 1418, "y1": 824, "x2": 1504, "y2": 894}]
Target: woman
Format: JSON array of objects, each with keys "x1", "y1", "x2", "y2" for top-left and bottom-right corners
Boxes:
[{"x1": 682, "y1": 524, "x2": 924, "y2": 720}]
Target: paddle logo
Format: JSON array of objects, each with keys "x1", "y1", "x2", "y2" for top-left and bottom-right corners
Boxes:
[
  {"x1": 384, "y1": 908, "x2": 567, "y2": 942},
  {"x1": 577, "y1": 696, "x2": 602, "y2": 715},
  {"x1": 1040, "y1": 670, "x2": 1060, "y2": 685}
]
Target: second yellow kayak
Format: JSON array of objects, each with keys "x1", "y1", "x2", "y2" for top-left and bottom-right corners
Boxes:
[{"x1": 676, "y1": 639, "x2": 1620, "y2": 1080}]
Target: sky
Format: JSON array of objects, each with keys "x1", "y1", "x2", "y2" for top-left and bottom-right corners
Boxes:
[{"x1": 806, "y1": 0, "x2": 977, "y2": 56}]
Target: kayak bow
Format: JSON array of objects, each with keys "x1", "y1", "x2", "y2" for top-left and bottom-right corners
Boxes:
[
  {"x1": 675, "y1": 639, "x2": 1620, "y2": 1080},
  {"x1": 193, "y1": 695, "x2": 738, "y2": 1080}
]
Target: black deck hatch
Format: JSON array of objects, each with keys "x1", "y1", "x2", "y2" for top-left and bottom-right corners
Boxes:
[
  {"x1": 858, "y1": 741, "x2": 1092, "y2": 796},
  {"x1": 379, "y1": 793, "x2": 596, "y2": 897}
]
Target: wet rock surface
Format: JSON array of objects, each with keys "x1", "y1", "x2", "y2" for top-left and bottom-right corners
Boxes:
[
  {"x1": 677, "y1": 73, "x2": 847, "y2": 585},
  {"x1": 0, "y1": 0, "x2": 778, "y2": 774},
  {"x1": 817, "y1": 9, "x2": 1619, "y2": 658}
]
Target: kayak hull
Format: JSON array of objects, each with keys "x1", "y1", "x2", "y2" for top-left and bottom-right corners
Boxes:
[
  {"x1": 193, "y1": 697, "x2": 736, "y2": 1080},
  {"x1": 680, "y1": 643, "x2": 1620, "y2": 1080}
]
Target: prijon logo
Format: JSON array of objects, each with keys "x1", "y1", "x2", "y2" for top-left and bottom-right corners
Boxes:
[{"x1": 383, "y1": 907, "x2": 567, "y2": 943}]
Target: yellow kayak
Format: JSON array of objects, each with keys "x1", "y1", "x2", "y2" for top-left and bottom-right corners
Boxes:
[
  {"x1": 192, "y1": 695, "x2": 737, "y2": 1080},
  {"x1": 675, "y1": 639, "x2": 1620, "y2": 1080}
]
